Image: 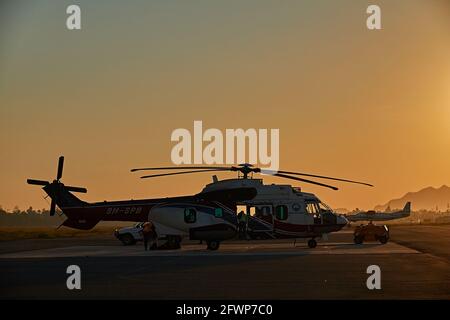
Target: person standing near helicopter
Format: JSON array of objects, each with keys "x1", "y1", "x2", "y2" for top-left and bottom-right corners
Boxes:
[
  {"x1": 237, "y1": 210, "x2": 247, "y2": 239},
  {"x1": 142, "y1": 221, "x2": 157, "y2": 251}
]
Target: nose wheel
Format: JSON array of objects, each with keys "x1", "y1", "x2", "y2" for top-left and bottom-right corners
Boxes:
[
  {"x1": 206, "y1": 240, "x2": 220, "y2": 251},
  {"x1": 308, "y1": 238, "x2": 317, "y2": 248}
]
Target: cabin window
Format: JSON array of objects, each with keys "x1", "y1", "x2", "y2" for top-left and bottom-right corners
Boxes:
[
  {"x1": 214, "y1": 207, "x2": 223, "y2": 218},
  {"x1": 275, "y1": 205, "x2": 288, "y2": 220},
  {"x1": 248, "y1": 206, "x2": 257, "y2": 216},
  {"x1": 184, "y1": 208, "x2": 197, "y2": 223},
  {"x1": 256, "y1": 206, "x2": 271, "y2": 217}
]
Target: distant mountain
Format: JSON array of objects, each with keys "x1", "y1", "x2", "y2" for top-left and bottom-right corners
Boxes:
[
  {"x1": 334, "y1": 208, "x2": 350, "y2": 214},
  {"x1": 374, "y1": 185, "x2": 450, "y2": 211}
]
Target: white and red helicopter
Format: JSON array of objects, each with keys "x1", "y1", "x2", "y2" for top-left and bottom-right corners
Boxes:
[{"x1": 27, "y1": 157, "x2": 373, "y2": 250}]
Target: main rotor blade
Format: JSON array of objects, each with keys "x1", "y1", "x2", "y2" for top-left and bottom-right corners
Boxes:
[
  {"x1": 263, "y1": 170, "x2": 373, "y2": 187},
  {"x1": 132, "y1": 166, "x2": 231, "y2": 172},
  {"x1": 140, "y1": 169, "x2": 230, "y2": 179},
  {"x1": 57, "y1": 156, "x2": 64, "y2": 180},
  {"x1": 27, "y1": 179, "x2": 50, "y2": 186},
  {"x1": 65, "y1": 185, "x2": 88, "y2": 193},
  {"x1": 271, "y1": 173, "x2": 339, "y2": 190},
  {"x1": 50, "y1": 199, "x2": 56, "y2": 216}
]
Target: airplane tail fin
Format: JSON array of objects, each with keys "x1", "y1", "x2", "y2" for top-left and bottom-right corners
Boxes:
[{"x1": 403, "y1": 202, "x2": 411, "y2": 213}]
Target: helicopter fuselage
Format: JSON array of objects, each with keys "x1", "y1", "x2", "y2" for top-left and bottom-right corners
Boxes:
[
  {"x1": 48, "y1": 177, "x2": 347, "y2": 242},
  {"x1": 201, "y1": 178, "x2": 348, "y2": 239},
  {"x1": 28, "y1": 157, "x2": 359, "y2": 249}
]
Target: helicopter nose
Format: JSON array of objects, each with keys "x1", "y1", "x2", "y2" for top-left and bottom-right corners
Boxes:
[{"x1": 337, "y1": 215, "x2": 349, "y2": 226}]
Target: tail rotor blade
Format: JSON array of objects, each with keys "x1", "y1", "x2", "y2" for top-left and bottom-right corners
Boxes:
[
  {"x1": 65, "y1": 186, "x2": 87, "y2": 193},
  {"x1": 50, "y1": 199, "x2": 56, "y2": 216},
  {"x1": 27, "y1": 179, "x2": 50, "y2": 186},
  {"x1": 27, "y1": 156, "x2": 87, "y2": 217},
  {"x1": 56, "y1": 156, "x2": 64, "y2": 180}
]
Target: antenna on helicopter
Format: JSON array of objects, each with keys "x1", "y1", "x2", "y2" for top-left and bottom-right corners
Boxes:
[{"x1": 130, "y1": 163, "x2": 373, "y2": 191}]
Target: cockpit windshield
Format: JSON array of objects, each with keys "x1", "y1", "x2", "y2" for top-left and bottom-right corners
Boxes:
[
  {"x1": 318, "y1": 202, "x2": 333, "y2": 213},
  {"x1": 306, "y1": 201, "x2": 333, "y2": 215},
  {"x1": 306, "y1": 202, "x2": 319, "y2": 214}
]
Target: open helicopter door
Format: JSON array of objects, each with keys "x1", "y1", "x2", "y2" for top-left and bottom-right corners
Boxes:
[
  {"x1": 251, "y1": 202, "x2": 275, "y2": 238},
  {"x1": 237, "y1": 204, "x2": 274, "y2": 239}
]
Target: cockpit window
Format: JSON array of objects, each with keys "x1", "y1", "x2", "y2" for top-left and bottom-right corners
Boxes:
[
  {"x1": 306, "y1": 202, "x2": 319, "y2": 214},
  {"x1": 318, "y1": 202, "x2": 332, "y2": 213}
]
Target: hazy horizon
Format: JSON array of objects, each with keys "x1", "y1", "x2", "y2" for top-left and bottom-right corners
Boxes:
[
  {"x1": 1, "y1": 0, "x2": 449, "y2": 211},
  {"x1": 1, "y1": 183, "x2": 448, "y2": 213}
]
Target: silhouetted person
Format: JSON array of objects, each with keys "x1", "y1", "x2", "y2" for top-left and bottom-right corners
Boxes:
[
  {"x1": 142, "y1": 222, "x2": 157, "y2": 251},
  {"x1": 237, "y1": 211, "x2": 247, "y2": 239}
]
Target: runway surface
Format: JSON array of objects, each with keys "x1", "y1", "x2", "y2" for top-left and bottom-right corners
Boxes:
[
  {"x1": 1, "y1": 225, "x2": 449, "y2": 299},
  {"x1": 0, "y1": 238, "x2": 419, "y2": 258}
]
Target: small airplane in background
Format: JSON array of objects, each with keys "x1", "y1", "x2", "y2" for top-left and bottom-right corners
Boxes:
[{"x1": 345, "y1": 202, "x2": 411, "y2": 222}]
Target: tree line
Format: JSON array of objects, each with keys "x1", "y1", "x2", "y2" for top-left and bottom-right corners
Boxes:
[{"x1": 0, "y1": 206, "x2": 64, "y2": 227}]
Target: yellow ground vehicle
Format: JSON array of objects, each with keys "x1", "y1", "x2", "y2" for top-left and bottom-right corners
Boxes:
[{"x1": 353, "y1": 223, "x2": 389, "y2": 244}]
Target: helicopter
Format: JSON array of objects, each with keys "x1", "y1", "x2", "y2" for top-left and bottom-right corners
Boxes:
[{"x1": 27, "y1": 156, "x2": 373, "y2": 250}]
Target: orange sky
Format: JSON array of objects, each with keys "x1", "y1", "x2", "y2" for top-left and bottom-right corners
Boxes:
[{"x1": 1, "y1": 0, "x2": 449, "y2": 211}]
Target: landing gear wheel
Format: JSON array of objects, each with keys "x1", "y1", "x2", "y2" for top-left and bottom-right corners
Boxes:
[
  {"x1": 206, "y1": 240, "x2": 220, "y2": 251},
  {"x1": 167, "y1": 236, "x2": 182, "y2": 249},
  {"x1": 120, "y1": 234, "x2": 136, "y2": 246},
  {"x1": 379, "y1": 236, "x2": 388, "y2": 244},
  {"x1": 307, "y1": 239, "x2": 317, "y2": 248}
]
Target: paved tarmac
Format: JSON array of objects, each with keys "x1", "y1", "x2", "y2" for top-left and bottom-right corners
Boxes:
[{"x1": 1, "y1": 225, "x2": 449, "y2": 299}]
